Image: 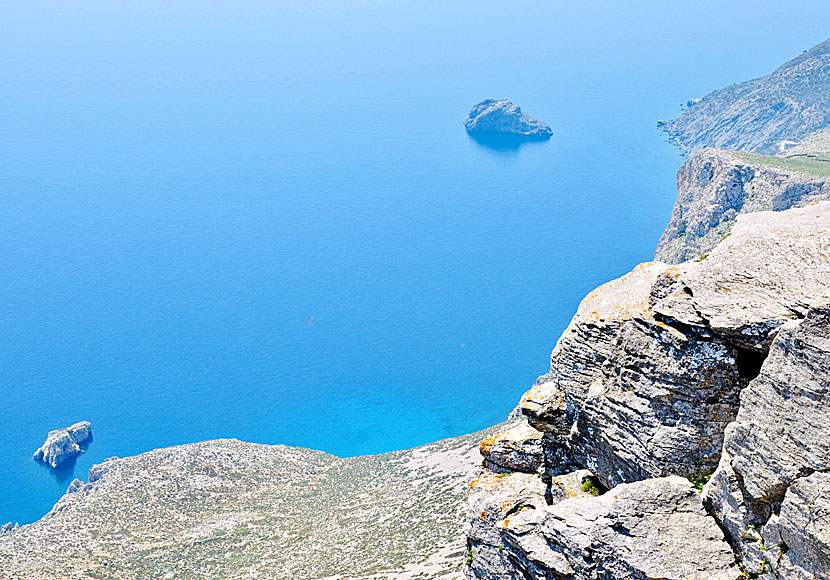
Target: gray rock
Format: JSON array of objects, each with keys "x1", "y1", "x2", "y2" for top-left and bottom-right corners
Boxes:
[
  {"x1": 87, "y1": 457, "x2": 118, "y2": 484},
  {"x1": 762, "y1": 471, "x2": 830, "y2": 579},
  {"x1": 534, "y1": 261, "x2": 667, "y2": 419},
  {"x1": 651, "y1": 204, "x2": 830, "y2": 351},
  {"x1": 464, "y1": 99, "x2": 552, "y2": 138},
  {"x1": 704, "y1": 303, "x2": 830, "y2": 576},
  {"x1": 33, "y1": 421, "x2": 93, "y2": 468},
  {"x1": 655, "y1": 148, "x2": 830, "y2": 264},
  {"x1": 466, "y1": 475, "x2": 738, "y2": 580},
  {"x1": 570, "y1": 314, "x2": 745, "y2": 487},
  {"x1": 0, "y1": 522, "x2": 19, "y2": 536},
  {"x1": 518, "y1": 381, "x2": 570, "y2": 436},
  {"x1": 518, "y1": 203, "x2": 830, "y2": 490}
]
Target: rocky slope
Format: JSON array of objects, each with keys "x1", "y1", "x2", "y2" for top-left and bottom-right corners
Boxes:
[
  {"x1": 0, "y1": 423, "x2": 506, "y2": 580},
  {"x1": 660, "y1": 38, "x2": 830, "y2": 154},
  {"x1": 466, "y1": 202, "x2": 830, "y2": 579},
  {"x1": 655, "y1": 146, "x2": 830, "y2": 263}
]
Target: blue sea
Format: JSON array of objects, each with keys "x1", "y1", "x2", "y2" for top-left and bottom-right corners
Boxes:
[{"x1": 2, "y1": 0, "x2": 829, "y2": 525}]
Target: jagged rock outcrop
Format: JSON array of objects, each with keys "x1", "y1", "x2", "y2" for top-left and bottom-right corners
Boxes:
[
  {"x1": 464, "y1": 99, "x2": 552, "y2": 138},
  {"x1": 467, "y1": 202, "x2": 830, "y2": 580},
  {"x1": 661, "y1": 38, "x2": 830, "y2": 154},
  {"x1": 562, "y1": 204, "x2": 827, "y2": 487},
  {"x1": 1, "y1": 522, "x2": 19, "y2": 536},
  {"x1": 656, "y1": 148, "x2": 830, "y2": 264},
  {"x1": 704, "y1": 304, "x2": 830, "y2": 578},
  {"x1": 32, "y1": 421, "x2": 92, "y2": 468},
  {"x1": 466, "y1": 474, "x2": 738, "y2": 580}
]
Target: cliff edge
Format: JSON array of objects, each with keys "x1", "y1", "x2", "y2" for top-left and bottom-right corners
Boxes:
[
  {"x1": 655, "y1": 146, "x2": 830, "y2": 263},
  {"x1": 466, "y1": 202, "x2": 830, "y2": 579}
]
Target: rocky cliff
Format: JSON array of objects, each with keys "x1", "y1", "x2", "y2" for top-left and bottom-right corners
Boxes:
[
  {"x1": 655, "y1": 147, "x2": 830, "y2": 263},
  {"x1": 660, "y1": 39, "x2": 830, "y2": 155},
  {"x1": 466, "y1": 202, "x2": 830, "y2": 579},
  {"x1": 0, "y1": 423, "x2": 507, "y2": 580}
]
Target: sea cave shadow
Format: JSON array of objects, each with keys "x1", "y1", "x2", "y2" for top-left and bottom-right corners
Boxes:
[
  {"x1": 36, "y1": 434, "x2": 94, "y2": 485},
  {"x1": 467, "y1": 132, "x2": 551, "y2": 155}
]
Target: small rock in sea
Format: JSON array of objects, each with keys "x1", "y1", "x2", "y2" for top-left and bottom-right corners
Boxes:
[
  {"x1": 464, "y1": 99, "x2": 552, "y2": 138},
  {"x1": 33, "y1": 421, "x2": 93, "y2": 469},
  {"x1": 0, "y1": 521, "x2": 19, "y2": 536}
]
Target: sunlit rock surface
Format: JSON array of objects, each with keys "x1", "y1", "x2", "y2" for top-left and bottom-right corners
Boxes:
[
  {"x1": 464, "y1": 99, "x2": 552, "y2": 138},
  {"x1": 466, "y1": 202, "x2": 830, "y2": 579},
  {"x1": 32, "y1": 421, "x2": 92, "y2": 469}
]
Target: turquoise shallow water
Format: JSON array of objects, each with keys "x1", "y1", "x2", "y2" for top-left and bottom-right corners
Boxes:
[{"x1": 2, "y1": 0, "x2": 829, "y2": 525}]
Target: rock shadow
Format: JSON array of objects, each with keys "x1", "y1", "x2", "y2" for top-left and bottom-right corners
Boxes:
[
  {"x1": 35, "y1": 433, "x2": 93, "y2": 485},
  {"x1": 467, "y1": 132, "x2": 551, "y2": 155}
]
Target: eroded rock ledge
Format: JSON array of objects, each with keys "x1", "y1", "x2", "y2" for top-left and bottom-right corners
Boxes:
[{"x1": 467, "y1": 202, "x2": 830, "y2": 579}]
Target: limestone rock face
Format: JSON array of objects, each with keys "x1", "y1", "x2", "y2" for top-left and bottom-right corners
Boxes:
[
  {"x1": 552, "y1": 203, "x2": 829, "y2": 488},
  {"x1": 762, "y1": 471, "x2": 830, "y2": 580},
  {"x1": 652, "y1": 204, "x2": 830, "y2": 351},
  {"x1": 466, "y1": 475, "x2": 738, "y2": 580},
  {"x1": 570, "y1": 315, "x2": 744, "y2": 487},
  {"x1": 655, "y1": 149, "x2": 830, "y2": 264},
  {"x1": 464, "y1": 99, "x2": 552, "y2": 138},
  {"x1": 467, "y1": 203, "x2": 830, "y2": 580},
  {"x1": 541, "y1": 261, "x2": 666, "y2": 416},
  {"x1": 704, "y1": 304, "x2": 830, "y2": 577},
  {"x1": 33, "y1": 421, "x2": 92, "y2": 468}
]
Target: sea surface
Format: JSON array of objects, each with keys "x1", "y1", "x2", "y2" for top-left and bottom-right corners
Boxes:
[{"x1": 2, "y1": 0, "x2": 829, "y2": 525}]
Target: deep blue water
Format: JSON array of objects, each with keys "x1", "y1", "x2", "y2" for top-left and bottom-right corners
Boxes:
[{"x1": 2, "y1": 0, "x2": 829, "y2": 525}]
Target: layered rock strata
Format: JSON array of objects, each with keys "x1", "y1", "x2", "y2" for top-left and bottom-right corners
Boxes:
[
  {"x1": 704, "y1": 304, "x2": 830, "y2": 578},
  {"x1": 466, "y1": 202, "x2": 830, "y2": 579}
]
